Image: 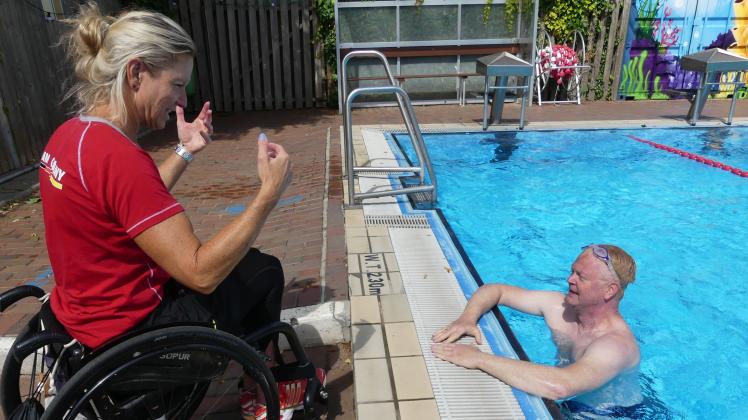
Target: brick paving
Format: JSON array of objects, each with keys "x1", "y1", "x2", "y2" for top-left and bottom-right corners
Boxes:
[{"x1": 0, "y1": 109, "x2": 348, "y2": 334}]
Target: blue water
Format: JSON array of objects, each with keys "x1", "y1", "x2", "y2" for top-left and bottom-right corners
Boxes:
[{"x1": 394, "y1": 128, "x2": 748, "y2": 419}]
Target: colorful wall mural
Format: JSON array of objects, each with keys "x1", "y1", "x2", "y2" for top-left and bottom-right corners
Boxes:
[{"x1": 619, "y1": 0, "x2": 748, "y2": 100}]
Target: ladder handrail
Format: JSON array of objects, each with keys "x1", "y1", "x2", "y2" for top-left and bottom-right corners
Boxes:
[
  {"x1": 344, "y1": 85, "x2": 437, "y2": 207},
  {"x1": 340, "y1": 51, "x2": 417, "y2": 150},
  {"x1": 340, "y1": 50, "x2": 400, "y2": 115},
  {"x1": 341, "y1": 50, "x2": 437, "y2": 207}
]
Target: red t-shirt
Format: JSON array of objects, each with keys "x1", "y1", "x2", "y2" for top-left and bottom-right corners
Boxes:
[{"x1": 40, "y1": 116, "x2": 184, "y2": 348}]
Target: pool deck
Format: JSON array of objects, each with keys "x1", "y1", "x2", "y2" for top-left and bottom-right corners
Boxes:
[{"x1": 0, "y1": 99, "x2": 747, "y2": 419}]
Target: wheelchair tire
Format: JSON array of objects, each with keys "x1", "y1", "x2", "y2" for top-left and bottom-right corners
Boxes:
[
  {"x1": 1, "y1": 314, "x2": 41, "y2": 418},
  {"x1": 42, "y1": 325, "x2": 281, "y2": 420}
]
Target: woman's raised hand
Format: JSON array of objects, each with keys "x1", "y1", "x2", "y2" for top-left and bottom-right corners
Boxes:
[
  {"x1": 256, "y1": 133, "x2": 292, "y2": 203},
  {"x1": 176, "y1": 101, "x2": 213, "y2": 153}
]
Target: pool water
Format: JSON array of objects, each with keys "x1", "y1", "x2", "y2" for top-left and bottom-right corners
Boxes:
[{"x1": 394, "y1": 127, "x2": 748, "y2": 419}]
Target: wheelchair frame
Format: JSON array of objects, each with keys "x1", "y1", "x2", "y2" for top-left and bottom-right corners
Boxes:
[{"x1": 0, "y1": 285, "x2": 327, "y2": 419}]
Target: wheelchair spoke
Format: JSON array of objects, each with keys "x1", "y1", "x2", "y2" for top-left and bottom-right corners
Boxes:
[{"x1": 42, "y1": 326, "x2": 281, "y2": 420}]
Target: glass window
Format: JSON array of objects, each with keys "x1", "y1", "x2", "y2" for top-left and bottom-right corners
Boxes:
[
  {"x1": 460, "y1": 55, "x2": 487, "y2": 98},
  {"x1": 400, "y1": 56, "x2": 459, "y2": 100},
  {"x1": 519, "y1": 0, "x2": 534, "y2": 38},
  {"x1": 338, "y1": 8, "x2": 397, "y2": 44},
  {"x1": 345, "y1": 58, "x2": 400, "y2": 103},
  {"x1": 399, "y1": 6, "x2": 459, "y2": 42},
  {"x1": 461, "y1": 4, "x2": 513, "y2": 40}
]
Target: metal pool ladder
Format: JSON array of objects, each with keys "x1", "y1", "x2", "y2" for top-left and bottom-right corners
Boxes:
[{"x1": 341, "y1": 50, "x2": 437, "y2": 207}]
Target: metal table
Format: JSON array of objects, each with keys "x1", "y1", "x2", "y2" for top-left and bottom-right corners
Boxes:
[
  {"x1": 680, "y1": 48, "x2": 748, "y2": 126},
  {"x1": 476, "y1": 52, "x2": 533, "y2": 130}
]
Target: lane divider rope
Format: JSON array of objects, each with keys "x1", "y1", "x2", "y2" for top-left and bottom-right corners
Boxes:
[{"x1": 626, "y1": 134, "x2": 748, "y2": 178}]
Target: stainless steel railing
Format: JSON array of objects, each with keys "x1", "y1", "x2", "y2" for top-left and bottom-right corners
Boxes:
[{"x1": 341, "y1": 51, "x2": 436, "y2": 207}]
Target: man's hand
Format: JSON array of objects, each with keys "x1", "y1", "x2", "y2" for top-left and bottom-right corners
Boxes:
[
  {"x1": 431, "y1": 343, "x2": 485, "y2": 369},
  {"x1": 431, "y1": 316, "x2": 483, "y2": 344},
  {"x1": 177, "y1": 102, "x2": 213, "y2": 154},
  {"x1": 256, "y1": 134, "x2": 292, "y2": 202}
]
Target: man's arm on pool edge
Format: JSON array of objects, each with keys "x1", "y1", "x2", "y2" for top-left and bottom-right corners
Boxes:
[
  {"x1": 431, "y1": 334, "x2": 631, "y2": 400},
  {"x1": 432, "y1": 284, "x2": 563, "y2": 344}
]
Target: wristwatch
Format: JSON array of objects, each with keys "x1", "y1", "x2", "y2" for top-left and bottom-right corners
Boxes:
[{"x1": 174, "y1": 144, "x2": 194, "y2": 163}]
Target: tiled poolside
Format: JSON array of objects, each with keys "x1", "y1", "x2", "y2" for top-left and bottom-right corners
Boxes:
[{"x1": 1, "y1": 100, "x2": 747, "y2": 419}]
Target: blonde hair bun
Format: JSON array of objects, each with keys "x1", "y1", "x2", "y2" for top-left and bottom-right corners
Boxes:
[
  {"x1": 61, "y1": 2, "x2": 195, "y2": 127},
  {"x1": 66, "y1": 3, "x2": 114, "y2": 81}
]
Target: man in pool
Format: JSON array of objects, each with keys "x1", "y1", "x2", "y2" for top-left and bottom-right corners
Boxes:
[{"x1": 431, "y1": 244, "x2": 641, "y2": 408}]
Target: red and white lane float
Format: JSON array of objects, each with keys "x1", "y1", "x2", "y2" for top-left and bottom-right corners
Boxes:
[
  {"x1": 538, "y1": 44, "x2": 579, "y2": 86},
  {"x1": 626, "y1": 134, "x2": 748, "y2": 178}
]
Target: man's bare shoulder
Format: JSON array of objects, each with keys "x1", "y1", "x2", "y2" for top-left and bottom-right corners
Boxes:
[
  {"x1": 590, "y1": 324, "x2": 640, "y2": 368},
  {"x1": 494, "y1": 286, "x2": 565, "y2": 317}
]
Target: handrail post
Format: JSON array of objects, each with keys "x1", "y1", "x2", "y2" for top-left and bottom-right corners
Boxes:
[
  {"x1": 344, "y1": 92, "x2": 356, "y2": 206},
  {"x1": 344, "y1": 85, "x2": 437, "y2": 207}
]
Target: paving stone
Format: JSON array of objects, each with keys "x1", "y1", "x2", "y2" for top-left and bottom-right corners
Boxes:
[
  {"x1": 384, "y1": 252, "x2": 399, "y2": 272},
  {"x1": 345, "y1": 227, "x2": 368, "y2": 238},
  {"x1": 354, "y1": 358, "x2": 393, "y2": 403},
  {"x1": 399, "y1": 399, "x2": 440, "y2": 420},
  {"x1": 347, "y1": 254, "x2": 360, "y2": 273},
  {"x1": 346, "y1": 236, "x2": 370, "y2": 253},
  {"x1": 352, "y1": 324, "x2": 386, "y2": 359},
  {"x1": 344, "y1": 209, "x2": 365, "y2": 226},
  {"x1": 390, "y1": 356, "x2": 434, "y2": 400},
  {"x1": 351, "y1": 295, "x2": 381, "y2": 324},
  {"x1": 357, "y1": 402, "x2": 396, "y2": 420},
  {"x1": 387, "y1": 272, "x2": 404, "y2": 295},
  {"x1": 380, "y1": 294, "x2": 413, "y2": 323},
  {"x1": 384, "y1": 322, "x2": 421, "y2": 357},
  {"x1": 348, "y1": 273, "x2": 363, "y2": 296},
  {"x1": 369, "y1": 236, "x2": 394, "y2": 253},
  {"x1": 366, "y1": 225, "x2": 388, "y2": 237},
  {"x1": 359, "y1": 253, "x2": 386, "y2": 273}
]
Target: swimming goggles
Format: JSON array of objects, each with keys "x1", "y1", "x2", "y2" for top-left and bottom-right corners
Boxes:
[{"x1": 582, "y1": 244, "x2": 621, "y2": 283}]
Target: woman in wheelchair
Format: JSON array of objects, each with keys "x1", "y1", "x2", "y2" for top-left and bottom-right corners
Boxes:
[{"x1": 0, "y1": 3, "x2": 325, "y2": 419}]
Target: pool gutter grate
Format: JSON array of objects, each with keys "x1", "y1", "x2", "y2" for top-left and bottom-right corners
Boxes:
[
  {"x1": 364, "y1": 215, "x2": 430, "y2": 228},
  {"x1": 389, "y1": 227, "x2": 527, "y2": 419}
]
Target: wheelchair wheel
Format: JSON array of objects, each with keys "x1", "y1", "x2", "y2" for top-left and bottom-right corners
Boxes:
[
  {"x1": 42, "y1": 326, "x2": 281, "y2": 420},
  {"x1": 0, "y1": 313, "x2": 46, "y2": 418}
]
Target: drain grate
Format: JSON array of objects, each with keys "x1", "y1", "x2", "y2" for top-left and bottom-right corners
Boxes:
[
  {"x1": 364, "y1": 215, "x2": 430, "y2": 228},
  {"x1": 356, "y1": 170, "x2": 414, "y2": 177},
  {"x1": 390, "y1": 228, "x2": 529, "y2": 419}
]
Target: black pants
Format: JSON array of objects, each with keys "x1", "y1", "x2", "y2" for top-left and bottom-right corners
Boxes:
[{"x1": 136, "y1": 248, "x2": 285, "y2": 339}]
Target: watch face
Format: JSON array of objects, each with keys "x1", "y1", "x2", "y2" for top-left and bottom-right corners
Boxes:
[{"x1": 176, "y1": 145, "x2": 193, "y2": 162}]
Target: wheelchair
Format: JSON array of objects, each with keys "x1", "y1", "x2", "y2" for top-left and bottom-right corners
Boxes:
[{"x1": 1, "y1": 285, "x2": 328, "y2": 419}]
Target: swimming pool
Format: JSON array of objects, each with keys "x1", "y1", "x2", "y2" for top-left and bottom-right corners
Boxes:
[{"x1": 393, "y1": 127, "x2": 748, "y2": 419}]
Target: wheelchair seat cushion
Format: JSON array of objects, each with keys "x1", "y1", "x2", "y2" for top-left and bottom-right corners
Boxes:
[{"x1": 39, "y1": 301, "x2": 73, "y2": 342}]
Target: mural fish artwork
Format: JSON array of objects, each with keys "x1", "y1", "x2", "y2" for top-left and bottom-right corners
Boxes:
[{"x1": 619, "y1": 0, "x2": 748, "y2": 100}]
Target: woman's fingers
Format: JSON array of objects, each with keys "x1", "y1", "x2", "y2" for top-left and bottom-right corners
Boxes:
[
  {"x1": 197, "y1": 101, "x2": 211, "y2": 120},
  {"x1": 175, "y1": 105, "x2": 186, "y2": 123}
]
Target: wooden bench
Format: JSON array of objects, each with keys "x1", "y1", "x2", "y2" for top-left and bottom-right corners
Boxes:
[{"x1": 348, "y1": 73, "x2": 480, "y2": 105}]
